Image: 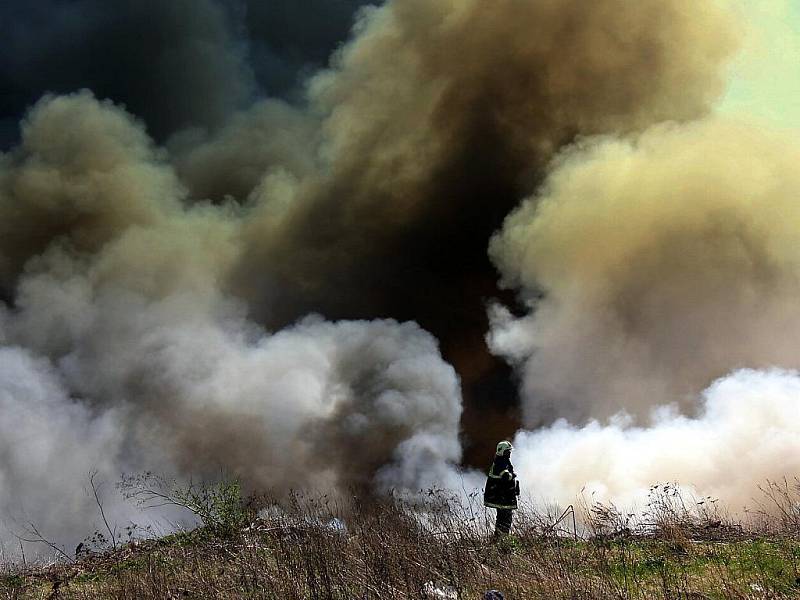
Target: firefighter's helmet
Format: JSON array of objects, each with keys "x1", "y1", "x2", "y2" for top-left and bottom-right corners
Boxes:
[{"x1": 495, "y1": 440, "x2": 513, "y2": 456}]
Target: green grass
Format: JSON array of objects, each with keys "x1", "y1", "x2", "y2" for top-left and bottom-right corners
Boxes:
[{"x1": 1, "y1": 574, "x2": 25, "y2": 589}]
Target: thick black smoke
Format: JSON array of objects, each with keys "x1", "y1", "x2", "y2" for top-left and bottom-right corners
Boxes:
[
  {"x1": 240, "y1": 0, "x2": 372, "y2": 96},
  {"x1": 0, "y1": 0, "x2": 371, "y2": 147}
]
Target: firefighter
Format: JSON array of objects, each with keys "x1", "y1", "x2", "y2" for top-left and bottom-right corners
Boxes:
[{"x1": 483, "y1": 440, "x2": 520, "y2": 535}]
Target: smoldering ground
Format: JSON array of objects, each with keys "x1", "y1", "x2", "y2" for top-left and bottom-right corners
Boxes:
[{"x1": 4, "y1": 0, "x2": 799, "y2": 553}]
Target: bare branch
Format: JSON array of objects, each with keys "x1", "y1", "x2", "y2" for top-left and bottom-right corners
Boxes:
[
  {"x1": 89, "y1": 470, "x2": 117, "y2": 551},
  {"x1": 16, "y1": 523, "x2": 73, "y2": 563}
]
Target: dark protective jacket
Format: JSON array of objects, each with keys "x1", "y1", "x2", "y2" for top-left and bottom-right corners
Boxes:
[{"x1": 483, "y1": 455, "x2": 519, "y2": 510}]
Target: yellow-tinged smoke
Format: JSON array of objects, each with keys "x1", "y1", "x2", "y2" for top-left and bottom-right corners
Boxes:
[
  {"x1": 234, "y1": 0, "x2": 739, "y2": 326},
  {"x1": 490, "y1": 117, "x2": 800, "y2": 507},
  {"x1": 491, "y1": 118, "x2": 800, "y2": 424}
]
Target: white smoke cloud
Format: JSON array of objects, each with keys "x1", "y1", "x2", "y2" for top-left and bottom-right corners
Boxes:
[
  {"x1": 0, "y1": 345, "x2": 133, "y2": 549},
  {"x1": 0, "y1": 237, "x2": 465, "y2": 553},
  {"x1": 1, "y1": 270, "x2": 465, "y2": 550},
  {"x1": 513, "y1": 369, "x2": 800, "y2": 510}
]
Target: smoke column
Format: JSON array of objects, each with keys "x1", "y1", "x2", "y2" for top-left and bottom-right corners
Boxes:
[
  {"x1": 0, "y1": 0, "x2": 778, "y2": 552},
  {"x1": 185, "y1": 0, "x2": 738, "y2": 460}
]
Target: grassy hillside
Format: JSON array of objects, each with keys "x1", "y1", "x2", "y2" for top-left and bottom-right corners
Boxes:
[{"x1": 2, "y1": 481, "x2": 800, "y2": 599}]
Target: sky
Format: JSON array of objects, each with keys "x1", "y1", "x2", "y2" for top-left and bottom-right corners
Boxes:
[{"x1": 719, "y1": 0, "x2": 800, "y2": 128}]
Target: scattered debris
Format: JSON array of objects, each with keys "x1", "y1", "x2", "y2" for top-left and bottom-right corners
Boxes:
[{"x1": 422, "y1": 581, "x2": 458, "y2": 599}]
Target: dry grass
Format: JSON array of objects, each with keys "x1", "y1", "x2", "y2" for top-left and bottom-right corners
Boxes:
[{"x1": 2, "y1": 481, "x2": 800, "y2": 599}]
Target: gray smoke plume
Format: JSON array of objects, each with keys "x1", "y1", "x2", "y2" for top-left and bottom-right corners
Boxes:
[
  {"x1": 0, "y1": 344, "x2": 129, "y2": 549},
  {"x1": 0, "y1": 92, "x2": 463, "y2": 553}
]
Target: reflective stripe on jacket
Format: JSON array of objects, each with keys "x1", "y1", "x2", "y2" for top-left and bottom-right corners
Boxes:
[{"x1": 483, "y1": 456, "x2": 518, "y2": 510}]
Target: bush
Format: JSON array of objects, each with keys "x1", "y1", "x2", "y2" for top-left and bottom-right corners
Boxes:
[{"x1": 119, "y1": 472, "x2": 247, "y2": 536}]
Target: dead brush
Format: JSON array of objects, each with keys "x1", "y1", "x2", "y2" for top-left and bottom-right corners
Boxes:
[
  {"x1": 641, "y1": 484, "x2": 742, "y2": 545},
  {"x1": 750, "y1": 478, "x2": 800, "y2": 536},
  {"x1": 7, "y1": 482, "x2": 800, "y2": 599}
]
